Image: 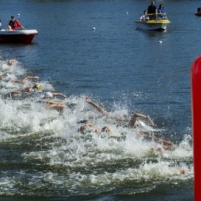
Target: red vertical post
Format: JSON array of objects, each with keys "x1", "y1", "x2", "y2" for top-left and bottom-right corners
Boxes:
[{"x1": 191, "y1": 55, "x2": 201, "y2": 201}]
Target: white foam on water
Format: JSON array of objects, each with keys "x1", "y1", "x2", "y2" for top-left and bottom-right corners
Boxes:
[{"x1": 0, "y1": 58, "x2": 193, "y2": 196}]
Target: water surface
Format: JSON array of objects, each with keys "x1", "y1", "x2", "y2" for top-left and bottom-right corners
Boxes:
[{"x1": 0, "y1": 0, "x2": 197, "y2": 200}]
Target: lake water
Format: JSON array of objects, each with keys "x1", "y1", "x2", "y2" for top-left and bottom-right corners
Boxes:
[{"x1": 0, "y1": 0, "x2": 197, "y2": 200}]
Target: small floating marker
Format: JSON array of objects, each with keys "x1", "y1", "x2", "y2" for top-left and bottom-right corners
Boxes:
[
  {"x1": 159, "y1": 40, "x2": 162, "y2": 43},
  {"x1": 92, "y1": 27, "x2": 96, "y2": 30},
  {"x1": 126, "y1": 12, "x2": 129, "y2": 15},
  {"x1": 17, "y1": 13, "x2": 20, "y2": 16}
]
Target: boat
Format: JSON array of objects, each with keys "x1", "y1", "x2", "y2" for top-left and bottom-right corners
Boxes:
[
  {"x1": 195, "y1": 7, "x2": 201, "y2": 16},
  {"x1": 135, "y1": 13, "x2": 171, "y2": 31},
  {"x1": 0, "y1": 29, "x2": 38, "y2": 43}
]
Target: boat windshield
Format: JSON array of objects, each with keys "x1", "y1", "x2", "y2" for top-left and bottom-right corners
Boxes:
[{"x1": 145, "y1": 13, "x2": 168, "y2": 20}]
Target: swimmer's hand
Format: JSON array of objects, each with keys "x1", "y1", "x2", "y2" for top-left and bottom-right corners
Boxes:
[{"x1": 86, "y1": 97, "x2": 91, "y2": 103}]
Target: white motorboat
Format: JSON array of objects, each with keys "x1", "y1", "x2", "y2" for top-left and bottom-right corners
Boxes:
[{"x1": 0, "y1": 29, "x2": 38, "y2": 43}]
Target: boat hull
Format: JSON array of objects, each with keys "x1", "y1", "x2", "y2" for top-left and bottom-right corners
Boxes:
[
  {"x1": 135, "y1": 19, "x2": 170, "y2": 31},
  {"x1": 0, "y1": 29, "x2": 38, "y2": 43}
]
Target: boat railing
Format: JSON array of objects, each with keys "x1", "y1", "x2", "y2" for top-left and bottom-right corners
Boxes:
[{"x1": 145, "y1": 13, "x2": 168, "y2": 20}]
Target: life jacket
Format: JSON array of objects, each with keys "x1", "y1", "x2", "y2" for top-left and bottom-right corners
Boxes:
[{"x1": 9, "y1": 20, "x2": 17, "y2": 29}]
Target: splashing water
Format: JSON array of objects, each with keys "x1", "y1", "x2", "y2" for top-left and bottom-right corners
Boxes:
[{"x1": 0, "y1": 59, "x2": 193, "y2": 198}]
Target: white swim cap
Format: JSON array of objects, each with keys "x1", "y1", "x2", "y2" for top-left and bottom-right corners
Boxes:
[{"x1": 44, "y1": 92, "x2": 53, "y2": 98}]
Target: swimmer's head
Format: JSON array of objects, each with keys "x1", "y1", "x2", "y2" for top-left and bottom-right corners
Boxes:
[
  {"x1": 7, "y1": 60, "x2": 15, "y2": 66},
  {"x1": 101, "y1": 126, "x2": 111, "y2": 133},
  {"x1": 44, "y1": 92, "x2": 53, "y2": 98},
  {"x1": 33, "y1": 83, "x2": 40, "y2": 89},
  {"x1": 78, "y1": 125, "x2": 87, "y2": 134}
]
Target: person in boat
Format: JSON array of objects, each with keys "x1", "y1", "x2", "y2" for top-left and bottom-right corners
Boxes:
[
  {"x1": 85, "y1": 97, "x2": 174, "y2": 150},
  {"x1": 147, "y1": 1, "x2": 157, "y2": 20},
  {"x1": 157, "y1": 4, "x2": 166, "y2": 19},
  {"x1": 139, "y1": 10, "x2": 149, "y2": 21},
  {"x1": 7, "y1": 16, "x2": 25, "y2": 31}
]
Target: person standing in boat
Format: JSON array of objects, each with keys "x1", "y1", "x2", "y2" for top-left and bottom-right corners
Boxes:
[
  {"x1": 7, "y1": 16, "x2": 25, "y2": 30},
  {"x1": 157, "y1": 4, "x2": 166, "y2": 19},
  {"x1": 147, "y1": 1, "x2": 157, "y2": 20}
]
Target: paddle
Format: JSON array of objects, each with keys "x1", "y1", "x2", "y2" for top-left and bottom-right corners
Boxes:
[{"x1": 191, "y1": 55, "x2": 201, "y2": 201}]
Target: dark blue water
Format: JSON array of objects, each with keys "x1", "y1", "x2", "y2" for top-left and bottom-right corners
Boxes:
[{"x1": 0, "y1": 0, "x2": 197, "y2": 200}]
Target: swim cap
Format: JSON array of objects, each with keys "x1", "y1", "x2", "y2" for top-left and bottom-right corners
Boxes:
[
  {"x1": 44, "y1": 92, "x2": 53, "y2": 98},
  {"x1": 78, "y1": 125, "x2": 87, "y2": 134},
  {"x1": 34, "y1": 83, "x2": 40, "y2": 89}
]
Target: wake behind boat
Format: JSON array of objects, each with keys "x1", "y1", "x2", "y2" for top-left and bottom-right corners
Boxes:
[
  {"x1": 135, "y1": 13, "x2": 171, "y2": 31},
  {"x1": 0, "y1": 29, "x2": 38, "y2": 43}
]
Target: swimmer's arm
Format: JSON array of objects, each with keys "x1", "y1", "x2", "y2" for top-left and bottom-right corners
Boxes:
[
  {"x1": 146, "y1": 116, "x2": 154, "y2": 126},
  {"x1": 12, "y1": 76, "x2": 39, "y2": 84},
  {"x1": 52, "y1": 92, "x2": 67, "y2": 98},
  {"x1": 20, "y1": 76, "x2": 39, "y2": 84},
  {"x1": 139, "y1": 132, "x2": 174, "y2": 150},
  {"x1": 46, "y1": 104, "x2": 56, "y2": 110},
  {"x1": 135, "y1": 113, "x2": 154, "y2": 126},
  {"x1": 128, "y1": 113, "x2": 154, "y2": 127},
  {"x1": 153, "y1": 137, "x2": 174, "y2": 149},
  {"x1": 40, "y1": 99, "x2": 63, "y2": 105},
  {"x1": 45, "y1": 104, "x2": 66, "y2": 110},
  {"x1": 11, "y1": 79, "x2": 24, "y2": 84},
  {"x1": 10, "y1": 90, "x2": 22, "y2": 97},
  {"x1": 86, "y1": 97, "x2": 109, "y2": 117}
]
